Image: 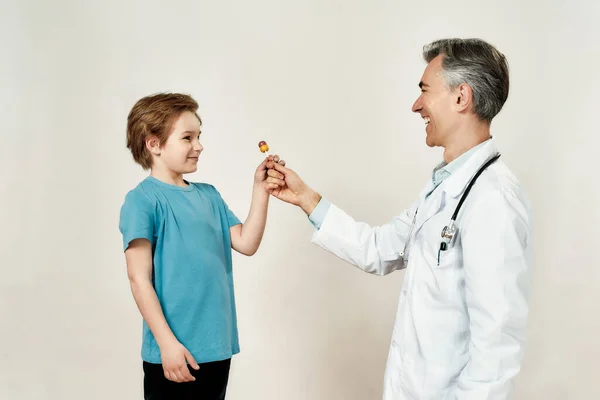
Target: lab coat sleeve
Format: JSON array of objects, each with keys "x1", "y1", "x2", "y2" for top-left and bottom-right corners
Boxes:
[
  {"x1": 451, "y1": 189, "x2": 533, "y2": 400},
  {"x1": 309, "y1": 197, "x2": 417, "y2": 276}
]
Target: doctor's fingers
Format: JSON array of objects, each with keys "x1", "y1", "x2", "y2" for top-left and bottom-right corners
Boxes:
[
  {"x1": 266, "y1": 158, "x2": 286, "y2": 169},
  {"x1": 266, "y1": 176, "x2": 285, "y2": 187},
  {"x1": 267, "y1": 169, "x2": 285, "y2": 180}
]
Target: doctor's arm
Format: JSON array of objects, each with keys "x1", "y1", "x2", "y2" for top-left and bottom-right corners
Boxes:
[
  {"x1": 452, "y1": 190, "x2": 532, "y2": 400},
  {"x1": 267, "y1": 162, "x2": 414, "y2": 276}
]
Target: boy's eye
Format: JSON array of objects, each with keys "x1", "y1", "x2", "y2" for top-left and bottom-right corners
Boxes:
[{"x1": 183, "y1": 136, "x2": 191, "y2": 140}]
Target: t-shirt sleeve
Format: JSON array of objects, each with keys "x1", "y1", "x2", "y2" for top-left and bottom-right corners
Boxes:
[
  {"x1": 119, "y1": 189, "x2": 155, "y2": 251},
  {"x1": 223, "y1": 199, "x2": 242, "y2": 228},
  {"x1": 209, "y1": 185, "x2": 242, "y2": 228}
]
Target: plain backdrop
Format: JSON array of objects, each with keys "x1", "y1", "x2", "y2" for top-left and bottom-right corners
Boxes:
[{"x1": 1, "y1": 0, "x2": 599, "y2": 399}]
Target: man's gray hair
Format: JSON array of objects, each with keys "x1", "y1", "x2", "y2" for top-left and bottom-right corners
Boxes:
[{"x1": 423, "y1": 38, "x2": 510, "y2": 123}]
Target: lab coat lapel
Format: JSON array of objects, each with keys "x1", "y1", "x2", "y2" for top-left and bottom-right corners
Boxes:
[{"x1": 413, "y1": 186, "x2": 444, "y2": 236}]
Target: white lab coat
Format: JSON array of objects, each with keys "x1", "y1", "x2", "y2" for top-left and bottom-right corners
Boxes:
[{"x1": 311, "y1": 139, "x2": 533, "y2": 400}]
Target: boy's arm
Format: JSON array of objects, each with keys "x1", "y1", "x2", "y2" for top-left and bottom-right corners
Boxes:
[
  {"x1": 230, "y1": 157, "x2": 285, "y2": 256},
  {"x1": 125, "y1": 239, "x2": 200, "y2": 382},
  {"x1": 230, "y1": 184, "x2": 269, "y2": 256}
]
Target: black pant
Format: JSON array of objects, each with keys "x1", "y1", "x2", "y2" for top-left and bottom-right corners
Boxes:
[{"x1": 143, "y1": 358, "x2": 231, "y2": 400}]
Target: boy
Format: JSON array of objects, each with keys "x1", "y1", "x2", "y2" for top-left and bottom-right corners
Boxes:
[{"x1": 119, "y1": 93, "x2": 285, "y2": 399}]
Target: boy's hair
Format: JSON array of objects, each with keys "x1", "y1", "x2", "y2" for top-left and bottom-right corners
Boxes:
[{"x1": 126, "y1": 92, "x2": 202, "y2": 170}]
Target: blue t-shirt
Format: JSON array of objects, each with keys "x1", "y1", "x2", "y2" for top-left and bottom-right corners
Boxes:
[{"x1": 119, "y1": 176, "x2": 242, "y2": 364}]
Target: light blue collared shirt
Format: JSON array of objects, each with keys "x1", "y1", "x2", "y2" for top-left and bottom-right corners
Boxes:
[
  {"x1": 308, "y1": 139, "x2": 491, "y2": 229},
  {"x1": 308, "y1": 193, "x2": 332, "y2": 229},
  {"x1": 425, "y1": 138, "x2": 490, "y2": 198}
]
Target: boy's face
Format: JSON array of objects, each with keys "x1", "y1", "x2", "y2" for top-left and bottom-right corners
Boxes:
[{"x1": 152, "y1": 111, "x2": 203, "y2": 175}]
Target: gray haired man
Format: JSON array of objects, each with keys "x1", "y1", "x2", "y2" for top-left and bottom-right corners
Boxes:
[{"x1": 266, "y1": 38, "x2": 533, "y2": 399}]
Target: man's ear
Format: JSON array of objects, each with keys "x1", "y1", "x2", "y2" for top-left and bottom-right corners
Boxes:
[{"x1": 455, "y1": 83, "x2": 473, "y2": 112}]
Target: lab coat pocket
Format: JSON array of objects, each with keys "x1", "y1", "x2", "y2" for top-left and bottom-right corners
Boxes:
[
  {"x1": 386, "y1": 340, "x2": 405, "y2": 397},
  {"x1": 431, "y1": 246, "x2": 460, "y2": 297},
  {"x1": 423, "y1": 361, "x2": 459, "y2": 399},
  {"x1": 436, "y1": 245, "x2": 458, "y2": 268},
  {"x1": 398, "y1": 355, "x2": 454, "y2": 400},
  {"x1": 387, "y1": 340, "x2": 429, "y2": 399}
]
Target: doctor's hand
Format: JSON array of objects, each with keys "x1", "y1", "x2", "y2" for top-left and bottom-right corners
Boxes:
[{"x1": 265, "y1": 160, "x2": 322, "y2": 215}]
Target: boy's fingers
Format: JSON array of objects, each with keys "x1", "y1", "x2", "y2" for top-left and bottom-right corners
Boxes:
[
  {"x1": 180, "y1": 365, "x2": 195, "y2": 382},
  {"x1": 184, "y1": 350, "x2": 200, "y2": 370},
  {"x1": 257, "y1": 158, "x2": 268, "y2": 171},
  {"x1": 175, "y1": 369, "x2": 187, "y2": 383},
  {"x1": 165, "y1": 370, "x2": 177, "y2": 382}
]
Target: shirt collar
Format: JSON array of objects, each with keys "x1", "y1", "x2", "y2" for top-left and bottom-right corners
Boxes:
[
  {"x1": 430, "y1": 138, "x2": 490, "y2": 189},
  {"x1": 443, "y1": 137, "x2": 500, "y2": 198},
  {"x1": 441, "y1": 138, "x2": 490, "y2": 173}
]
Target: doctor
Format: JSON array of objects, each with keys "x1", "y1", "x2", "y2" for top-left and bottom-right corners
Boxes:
[{"x1": 266, "y1": 38, "x2": 533, "y2": 399}]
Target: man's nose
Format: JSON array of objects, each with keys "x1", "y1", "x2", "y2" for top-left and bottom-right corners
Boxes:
[{"x1": 411, "y1": 97, "x2": 422, "y2": 113}]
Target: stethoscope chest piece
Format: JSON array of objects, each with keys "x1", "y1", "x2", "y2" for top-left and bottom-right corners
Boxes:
[
  {"x1": 441, "y1": 222, "x2": 456, "y2": 241},
  {"x1": 440, "y1": 221, "x2": 456, "y2": 251}
]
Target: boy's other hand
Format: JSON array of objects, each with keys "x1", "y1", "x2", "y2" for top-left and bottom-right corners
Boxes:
[{"x1": 160, "y1": 340, "x2": 200, "y2": 383}]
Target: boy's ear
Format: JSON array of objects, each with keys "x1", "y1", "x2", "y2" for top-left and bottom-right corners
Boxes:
[{"x1": 146, "y1": 136, "x2": 161, "y2": 155}]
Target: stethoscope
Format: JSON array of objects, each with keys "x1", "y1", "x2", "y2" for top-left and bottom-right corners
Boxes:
[
  {"x1": 400, "y1": 153, "x2": 501, "y2": 265},
  {"x1": 438, "y1": 153, "x2": 501, "y2": 259}
]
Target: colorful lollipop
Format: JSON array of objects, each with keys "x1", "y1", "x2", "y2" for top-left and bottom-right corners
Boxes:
[
  {"x1": 258, "y1": 140, "x2": 285, "y2": 166},
  {"x1": 258, "y1": 140, "x2": 270, "y2": 156}
]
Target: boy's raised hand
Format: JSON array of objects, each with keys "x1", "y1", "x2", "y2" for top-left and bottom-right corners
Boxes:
[
  {"x1": 160, "y1": 339, "x2": 200, "y2": 383},
  {"x1": 255, "y1": 155, "x2": 286, "y2": 192}
]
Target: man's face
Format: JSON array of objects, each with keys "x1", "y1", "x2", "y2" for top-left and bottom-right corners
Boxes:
[
  {"x1": 155, "y1": 111, "x2": 203, "y2": 175},
  {"x1": 411, "y1": 55, "x2": 459, "y2": 148}
]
